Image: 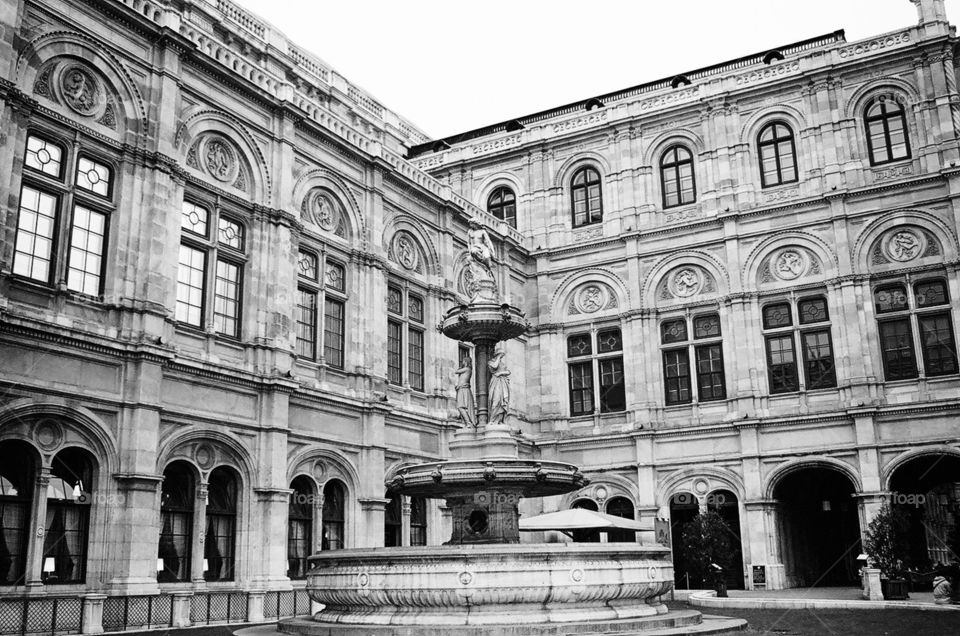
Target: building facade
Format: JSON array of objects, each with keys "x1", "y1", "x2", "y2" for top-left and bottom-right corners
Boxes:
[{"x1": 1, "y1": 0, "x2": 959, "y2": 628}]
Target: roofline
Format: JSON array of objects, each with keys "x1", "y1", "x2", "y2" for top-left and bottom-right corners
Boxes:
[{"x1": 407, "y1": 29, "x2": 846, "y2": 159}]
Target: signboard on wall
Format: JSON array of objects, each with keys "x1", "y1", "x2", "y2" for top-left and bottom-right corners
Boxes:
[
  {"x1": 654, "y1": 518, "x2": 671, "y2": 548},
  {"x1": 752, "y1": 565, "x2": 767, "y2": 588}
]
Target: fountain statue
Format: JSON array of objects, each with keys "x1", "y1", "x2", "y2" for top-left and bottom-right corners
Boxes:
[{"x1": 279, "y1": 218, "x2": 738, "y2": 634}]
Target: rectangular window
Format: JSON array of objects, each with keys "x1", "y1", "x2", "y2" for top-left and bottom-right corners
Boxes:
[
  {"x1": 75, "y1": 157, "x2": 111, "y2": 197},
  {"x1": 66, "y1": 205, "x2": 106, "y2": 296},
  {"x1": 802, "y1": 330, "x2": 837, "y2": 389},
  {"x1": 204, "y1": 514, "x2": 235, "y2": 582},
  {"x1": 158, "y1": 509, "x2": 191, "y2": 583},
  {"x1": 387, "y1": 320, "x2": 403, "y2": 385},
  {"x1": 286, "y1": 518, "x2": 310, "y2": 579},
  {"x1": 918, "y1": 313, "x2": 958, "y2": 377},
  {"x1": 296, "y1": 288, "x2": 317, "y2": 359},
  {"x1": 13, "y1": 186, "x2": 58, "y2": 283},
  {"x1": 695, "y1": 344, "x2": 726, "y2": 401},
  {"x1": 324, "y1": 298, "x2": 345, "y2": 369},
  {"x1": 408, "y1": 328, "x2": 424, "y2": 391},
  {"x1": 766, "y1": 335, "x2": 799, "y2": 393},
  {"x1": 42, "y1": 503, "x2": 89, "y2": 584},
  {"x1": 879, "y1": 319, "x2": 918, "y2": 380},
  {"x1": 569, "y1": 362, "x2": 594, "y2": 415},
  {"x1": 213, "y1": 259, "x2": 241, "y2": 337},
  {"x1": 175, "y1": 244, "x2": 206, "y2": 326},
  {"x1": 663, "y1": 349, "x2": 691, "y2": 405},
  {"x1": 598, "y1": 358, "x2": 625, "y2": 413}
]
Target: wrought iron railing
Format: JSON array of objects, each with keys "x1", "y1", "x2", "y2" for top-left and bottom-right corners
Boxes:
[
  {"x1": 101, "y1": 596, "x2": 172, "y2": 632},
  {"x1": 0, "y1": 597, "x2": 83, "y2": 636}
]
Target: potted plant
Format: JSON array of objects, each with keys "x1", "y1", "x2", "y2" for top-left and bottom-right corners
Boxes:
[{"x1": 864, "y1": 502, "x2": 911, "y2": 600}]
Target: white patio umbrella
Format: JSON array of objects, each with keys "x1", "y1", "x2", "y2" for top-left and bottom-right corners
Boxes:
[{"x1": 519, "y1": 508, "x2": 647, "y2": 533}]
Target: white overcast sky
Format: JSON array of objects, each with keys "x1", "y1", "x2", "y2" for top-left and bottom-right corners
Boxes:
[{"x1": 238, "y1": 0, "x2": 960, "y2": 139}]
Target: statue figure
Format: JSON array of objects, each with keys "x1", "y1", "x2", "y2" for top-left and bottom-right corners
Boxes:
[
  {"x1": 487, "y1": 343, "x2": 511, "y2": 426},
  {"x1": 467, "y1": 218, "x2": 496, "y2": 271},
  {"x1": 454, "y1": 354, "x2": 476, "y2": 429},
  {"x1": 461, "y1": 218, "x2": 499, "y2": 303}
]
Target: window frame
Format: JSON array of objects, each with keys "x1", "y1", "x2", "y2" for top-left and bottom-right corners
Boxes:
[
  {"x1": 566, "y1": 327, "x2": 626, "y2": 416},
  {"x1": 570, "y1": 166, "x2": 603, "y2": 228},
  {"x1": 295, "y1": 247, "x2": 348, "y2": 369},
  {"x1": 757, "y1": 122, "x2": 799, "y2": 188},
  {"x1": 386, "y1": 282, "x2": 427, "y2": 392},
  {"x1": 660, "y1": 145, "x2": 697, "y2": 209},
  {"x1": 864, "y1": 96, "x2": 911, "y2": 167},
  {"x1": 761, "y1": 295, "x2": 837, "y2": 394},
  {"x1": 486, "y1": 186, "x2": 517, "y2": 228},
  {"x1": 660, "y1": 313, "x2": 726, "y2": 406}
]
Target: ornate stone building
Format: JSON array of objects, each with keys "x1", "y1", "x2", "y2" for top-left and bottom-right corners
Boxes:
[{"x1": 1, "y1": 0, "x2": 959, "y2": 628}]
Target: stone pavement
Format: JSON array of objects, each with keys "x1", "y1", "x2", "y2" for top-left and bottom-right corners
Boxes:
[{"x1": 674, "y1": 587, "x2": 957, "y2": 611}]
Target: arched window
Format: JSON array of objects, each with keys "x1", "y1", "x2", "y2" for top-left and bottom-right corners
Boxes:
[
  {"x1": 757, "y1": 123, "x2": 798, "y2": 187},
  {"x1": 605, "y1": 497, "x2": 636, "y2": 543},
  {"x1": 487, "y1": 186, "x2": 517, "y2": 228},
  {"x1": 571, "y1": 498, "x2": 600, "y2": 543},
  {"x1": 384, "y1": 491, "x2": 402, "y2": 547},
  {"x1": 570, "y1": 167, "x2": 602, "y2": 228},
  {"x1": 864, "y1": 96, "x2": 911, "y2": 165},
  {"x1": 410, "y1": 497, "x2": 427, "y2": 547},
  {"x1": 322, "y1": 480, "x2": 346, "y2": 550},
  {"x1": 158, "y1": 461, "x2": 195, "y2": 583},
  {"x1": 0, "y1": 440, "x2": 36, "y2": 585},
  {"x1": 204, "y1": 467, "x2": 238, "y2": 582},
  {"x1": 287, "y1": 476, "x2": 314, "y2": 579},
  {"x1": 660, "y1": 146, "x2": 696, "y2": 208},
  {"x1": 44, "y1": 448, "x2": 94, "y2": 584}
]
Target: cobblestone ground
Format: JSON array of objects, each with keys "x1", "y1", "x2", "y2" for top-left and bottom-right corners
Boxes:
[{"x1": 669, "y1": 602, "x2": 960, "y2": 635}]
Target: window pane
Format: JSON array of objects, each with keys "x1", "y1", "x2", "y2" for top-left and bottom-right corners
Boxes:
[
  {"x1": 298, "y1": 250, "x2": 318, "y2": 280},
  {"x1": 326, "y1": 261, "x2": 346, "y2": 292},
  {"x1": 597, "y1": 328, "x2": 622, "y2": 353},
  {"x1": 324, "y1": 298, "x2": 345, "y2": 369},
  {"x1": 410, "y1": 497, "x2": 427, "y2": 547},
  {"x1": 75, "y1": 157, "x2": 111, "y2": 197},
  {"x1": 915, "y1": 280, "x2": 948, "y2": 308},
  {"x1": 766, "y1": 335, "x2": 799, "y2": 393},
  {"x1": 798, "y1": 297, "x2": 829, "y2": 324},
  {"x1": 567, "y1": 333, "x2": 592, "y2": 357},
  {"x1": 408, "y1": 295, "x2": 424, "y2": 323},
  {"x1": 387, "y1": 320, "x2": 403, "y2": 384},
  {"x1": 802, "y1": 330, "x2": 837, "y2": 389},
  {"x1": 67, "y1": 205, "x2": 107, "y2": 296},
  {"x1": 695, "y1": 344, "x2": 725, "y2": 401},
  {"x1": 387, "y1": 286, "x2": 402, "y2": 315},
  {"x1": 874, "y1": 285, "x2": 908, "y2": 313},
  {"x1": 213, "y1": 259, "x2": 241, "y2": 337},
  {"x1": 661, "y1": 319, "x2": 688, "y2": 344},
  {"x1": 918, "y1": 313, "x2": 958, "y2": 377},
  {"x1": 599, "y1": 357, "x2": 625, "y2": 413},
  {"x1": 296, "y1": 288, "x2": 317, "y2": 359},
  {"x1": 762, "y1": 303, "x2": 792, "y2": 329},
  {"x1": 13, "y1": 186, "x2": 58, "y2": 283},
  {"x1": 571, "y1": 168, "x2": 601, "y2": 226},
  {"x1": 25, "y1": 136, "x2": 63, "y2": 177},
  {"x1": 181, "y1": 201, "x2": 208, "y2": 236},
  {"x1": 175, "y1": 244, "x2": 205, "y2": 326},
  {"x1": 408, "y1": 328, "x2": 424, "y2": 391},
  {"x1": 693, "y1": 314, "x2": 721, "y2": 339},
  {"x1": 568, "y1": 362, "x2": 594, "y2": 415},
  {"x1": 218, "y1": 217, "x2": 243, "y2": 250},
  {"x1": 878, "y1": 319, "x2": 918, "y2": 380},
  {"x1": 663, "y1": 349, "x2": 691, "y2": 405}
]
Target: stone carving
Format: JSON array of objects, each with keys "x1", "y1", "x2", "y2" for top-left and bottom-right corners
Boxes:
[
  {"x1": 395, "y1": 235, "x2": 418, "y2": 270},
  {"x1": 302, "y1": 190, "x2": 346, "y2": 236},
  {"x1": 97, "y1": 103, "x2": 117, "y2": 128},
  {"x1": 487, "y1": 343, "x2": 510, "y2": 427},
  {"x1": 33, "y1": 420, "x2": 63, "y2": 451},
  {"x1": 205, "y1": 138, "x2": 235, "y2": 182},
  {"x1": 886, "y1": 230, "x2": 922, "y2": 262},
  {"x1": 34, "y1": 65, "x2": 53, "y2": 98},
  {"x1": 672, "y1": 268, "x2": 702, "y2": 297},
  {"x1": 60, "y1": 65, "x2": 100, "y2": 115},
  {"x1": 454, "y1": 354, "x2": 476, "y2": 429},
  {"x1": 578, "y1": 285, "x2": 605, "y2": 313},
  {"x1": 773, "y1": 249, "x2": 807, "y2": 280},
  {"x1": 459, "y1": 219, "x2": 498, "y2": 303}
]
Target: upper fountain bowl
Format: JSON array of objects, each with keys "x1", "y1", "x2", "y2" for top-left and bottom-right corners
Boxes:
[
  {"x1": 440, "y1": 303, "x2": 527, "y2": 343},
  {"x1": 385, "y1": 459, "x2": 588, "y2": 499}
]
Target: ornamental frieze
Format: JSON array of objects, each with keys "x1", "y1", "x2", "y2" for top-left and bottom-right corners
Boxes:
[
  {"x1": 838, "y1": 31, "x2": 910, "y2": 58},
  {"x1": 735, "y1": 61, "x2": 800, "y2": 87}
]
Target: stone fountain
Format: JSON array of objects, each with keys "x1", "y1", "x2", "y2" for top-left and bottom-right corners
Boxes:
[{"x1": 280, "y1": 220, "x2": 742, "y2": 634}]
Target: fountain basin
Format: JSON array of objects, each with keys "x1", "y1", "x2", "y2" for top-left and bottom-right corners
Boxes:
[
  {"x1": 439, "y1": 303, "x2": 527, "y2": 342},
  {"x1": 300, "y1": 543, "x2": 673, "y2": 626},
  {"x1": 386, "y1": 459, "x2": 587, "y2": 498}
]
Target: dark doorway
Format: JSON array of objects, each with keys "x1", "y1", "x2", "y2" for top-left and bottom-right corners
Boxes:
[
  {"x1": 669, "y1": 491, "x2": 699, "y2": 589},
  {"x1": 571, "y1": 498, "x2": 599, "y2": 543},
  {"x1": 774, "y1": 467, "x2": 861, "y2": 587},
  {"x1": 708, "y1": 489, "x2": 745, "y2": 589}
]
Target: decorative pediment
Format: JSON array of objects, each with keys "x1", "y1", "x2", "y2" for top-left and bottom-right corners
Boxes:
[
  {"x1": 870, "y1": 226, "x2": 941, "y2": 267},
  {"x1": 300, "y1": 188, "x2": 347, "y2": 238},
  {"x1": 757, "y1": 247, "x2": 823, "y2": 287},
  {"x1": 33, "y1": 59, "x2": 119, "y2": 129},
  {"x1": 567, "y1": 282, "x2": 618, "y2": 315},
  {"x1": 186, "y1": 132, "x2": 251, "y2": 193},
  {"x1": 657, "y1": 265, "x2": 718, "y2": 301}
]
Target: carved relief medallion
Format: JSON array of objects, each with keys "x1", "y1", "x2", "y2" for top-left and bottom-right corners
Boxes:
[
  {"x1": 60, "y1": 65, "x2": 100, "y2": 116},
  {"x1": 395, "y1": 235, "x2": 418, "y2": 270},
  {"x1": 885, "y1": 229, "x2": 922, "y2": 262},
  {"x1": 773, "y1": 249, "x2": 807, "y2": 280},
  {"x1": 577, "y1": 285, "x2": 606, "y2": 313},
  {"x1": 672, "y1": 268, "x2": 702, "y2": 297},
  {"x1": 204, "y1": 138, "x2": 236, "y2": 183}
]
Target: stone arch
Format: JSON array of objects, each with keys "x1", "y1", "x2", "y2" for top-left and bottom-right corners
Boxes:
[
  {"x1": 851, "y1": 209, "x2": 958, "y2": 274},
  {"x1": 640, "y1": 251, "x2": 729, "y2": 308},
  {"x1": 15, "y1": 30, "x2": 147, "y2": 140},
  {"x1": 548, "y1": 267, "x2": 630, "y2": 323},
  {"x1": 739, "y1": 104, "x2": 808, "y2": 143},
  {"x1": 644, "y1": 130, "x2": 706, "y2": 167},
  {"x1": 292, "y1": 168, "x2": 366, "y2": 246},
  {"x1": 0, "y1": 398, "x2": 119, "y2": 474},
  {"x1": 552, "y1": 152, "x2": 610, "y2": 190},
  {"x1": 845, "y1": 78, "x2": 921, "y2": 121},
  {"x1": 474, "y1": 172, "x2": 524, "y2": 212},
  {"x1": 287, "y1": 447, "x2": 362, "y2": 497},
  {"x1": 880, "y1": 445, "x2": 960, "y2": 490},
  {"x1": 157, "y1": 427, "x2": 257, "y2": 488},
  {"x1": 560, "y1": 473, "x2": 637, "y2": 509},
  {"x1": 764, "y1": 457, "x2": 862, "y2": 500},
  {"x1": 175, "y1": 108, "x2": 271, "y2": 204},
  {"x1": 742, "y1": 231, "x2": 837, "y2": 290},
  {"x1": 382, "y1": 214, "x2": 441, "y2": 278},
  {"x1": 656, "y1": 466, "x2": 745, "y2": 513}
]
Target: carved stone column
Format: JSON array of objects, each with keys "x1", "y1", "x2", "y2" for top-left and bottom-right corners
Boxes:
[
  {"x1": 24, "y1": 469, "x2": 51, "y2": 592},
  {"x1": 190, "y1": 482, "x2": 208, "y2": 586}
]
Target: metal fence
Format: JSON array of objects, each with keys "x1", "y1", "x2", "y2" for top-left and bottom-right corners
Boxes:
[
  {"x1": 101, "y1": 596, "x2": 172, "y2": 632},
  {"x1": 262, "y1": 590, "x2": 311, "y2": 619},
  {"x1": 0, "y1": 597, "x2": 83, "y2": 636},
  {"x1": 189, "y1": 592, "x2": 248, "y2": 625}
]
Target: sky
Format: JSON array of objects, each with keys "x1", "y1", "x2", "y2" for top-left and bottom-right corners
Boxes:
[{"x1": 238, "y1": 0, "x2": 960, "y2": 139}]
